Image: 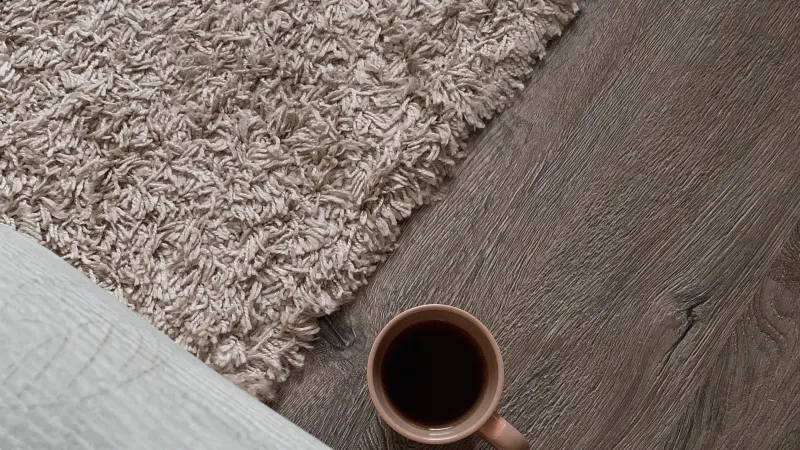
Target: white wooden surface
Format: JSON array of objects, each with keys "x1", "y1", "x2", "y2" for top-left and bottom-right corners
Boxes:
[{"x1": 0, "y1": 225, "x2": 329, "y2": 449}]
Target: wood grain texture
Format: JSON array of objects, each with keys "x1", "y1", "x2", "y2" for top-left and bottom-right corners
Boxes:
[
  {"x1": 275, "y1": 0, "x2": 800, "y2": 448},
  {"x1": 0, "y1": 226, "x2": 329, "y2": 450},
  {"x1": 668, "y1": 224, "x2": 800, "y2": 450}
]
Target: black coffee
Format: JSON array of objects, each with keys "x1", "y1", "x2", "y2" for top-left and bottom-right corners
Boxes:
[{"x1": 381, "y1": 320, "x2": 486, "y2": 427}]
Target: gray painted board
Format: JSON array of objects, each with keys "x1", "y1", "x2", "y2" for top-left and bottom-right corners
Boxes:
[{"x1": 0, "y1": 225, "x2": 329, "y2": 450}]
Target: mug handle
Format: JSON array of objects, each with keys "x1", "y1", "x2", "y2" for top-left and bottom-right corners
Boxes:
[{"x1": 477, "y1": 413, "x2": 529, "y2": 450}]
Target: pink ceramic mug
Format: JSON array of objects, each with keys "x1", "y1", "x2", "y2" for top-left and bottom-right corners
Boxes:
[{"x1": 367, "y1": 304, "x2": 528, "y2": 449}]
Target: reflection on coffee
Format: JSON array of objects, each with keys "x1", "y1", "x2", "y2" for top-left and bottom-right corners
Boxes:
[{"x1": 381, "y1": 320, "x2": 487, "y2": 427}]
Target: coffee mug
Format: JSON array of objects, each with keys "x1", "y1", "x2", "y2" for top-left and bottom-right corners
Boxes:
[{"x1": 367, "y1": 304, "x2": 528, "y2": 449}]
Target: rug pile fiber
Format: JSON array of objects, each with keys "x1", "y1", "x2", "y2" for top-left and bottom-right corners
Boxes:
[{"x1": 0, "y1": 0, "x2": 577, "y2": 398}]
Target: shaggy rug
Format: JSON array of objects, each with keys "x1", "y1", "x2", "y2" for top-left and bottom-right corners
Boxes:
[{"x1": 0, "y1": 0, "x2": 577, "y2": 399}]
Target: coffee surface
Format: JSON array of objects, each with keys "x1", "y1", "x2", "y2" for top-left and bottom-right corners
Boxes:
[{"x1": 381, "y1": 320, "x2": 486, "y2": 427}]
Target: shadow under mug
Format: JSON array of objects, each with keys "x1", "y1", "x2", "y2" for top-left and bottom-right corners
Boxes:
[{"x1": 367, "y1": 304, "x2": 528, "y2": 449}]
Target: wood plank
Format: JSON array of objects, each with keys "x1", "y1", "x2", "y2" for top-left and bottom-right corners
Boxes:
[
  {"x1": 275, "y1": 0, "x2": 800, "y2": 448},
  {"x1": 667, "y1": 224, "x2": 800, "y2": 449}
]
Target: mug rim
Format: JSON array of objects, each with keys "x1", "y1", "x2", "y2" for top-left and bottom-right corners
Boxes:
[{"x1": 367, "y1": 304, "x2": 504, "y2": 444}]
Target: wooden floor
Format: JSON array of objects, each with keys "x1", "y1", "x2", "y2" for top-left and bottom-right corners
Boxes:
[{"x1": 275, "y1": 0, "x2": 800, "y2": 448}]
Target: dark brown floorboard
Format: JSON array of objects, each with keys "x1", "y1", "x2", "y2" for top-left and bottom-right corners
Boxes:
[{"x1": 275, "y1": 0, "x2": 800, "y2": 448}]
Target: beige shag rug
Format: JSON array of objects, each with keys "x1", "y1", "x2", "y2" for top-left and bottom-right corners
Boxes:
[{"x1": 0, "y1": 0, "x2": 577, "y2": 399}]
